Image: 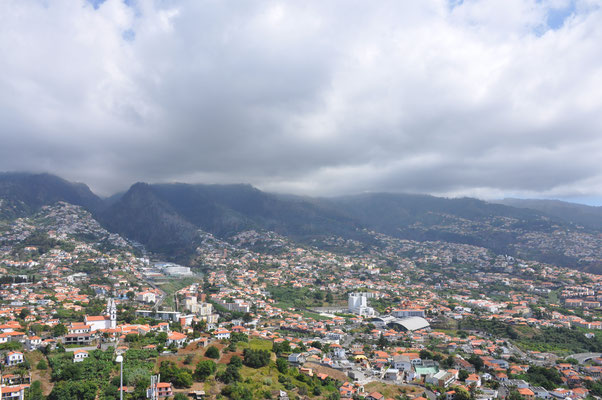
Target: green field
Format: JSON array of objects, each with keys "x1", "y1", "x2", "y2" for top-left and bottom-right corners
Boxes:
[{"x1": 238, "y1": 338, "x2": 273, "y2": 351}]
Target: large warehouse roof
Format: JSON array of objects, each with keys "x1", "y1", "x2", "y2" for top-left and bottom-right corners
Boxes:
[{"x1": 388, "y1": 316, "x2": 430, "y2": 331}]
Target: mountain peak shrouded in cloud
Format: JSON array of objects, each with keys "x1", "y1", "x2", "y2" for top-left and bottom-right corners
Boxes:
[
  {"x1": 2, "y1": 171, "x2": 602, "y2": 273},
  {"x1": 1, "y1": 0, "x2": 601, "y2": 201}
]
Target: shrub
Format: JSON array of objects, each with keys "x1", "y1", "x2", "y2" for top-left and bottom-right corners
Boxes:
[
  {"x1": 194, "y1": 360, "x2": 217, "y2": 381},
  {"x1": 205, "y1": 345, "x2": 220, "y2": 359},
  {"x1": 37, "y1": 359, "x2": 48, "y2": 370},
  {"x1": 242, "y1": 348, "x2": 270, "y2": 368}
]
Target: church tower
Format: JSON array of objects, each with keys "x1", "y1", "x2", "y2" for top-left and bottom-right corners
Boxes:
[{"x1": 106, "y1": 299, "x2": 117, "y2": 329}]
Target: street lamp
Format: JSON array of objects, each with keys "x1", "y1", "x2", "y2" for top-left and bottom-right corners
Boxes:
[{"x1": 115, "y1": 354, "x2": 124, "y2": 400}]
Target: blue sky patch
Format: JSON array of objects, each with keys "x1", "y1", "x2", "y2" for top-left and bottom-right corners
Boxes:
[
  {"x1": 546, "y1": 0, "x2": 576, "y2": 30},
  {"x1": 122, "y1": 29, "x2": 136, "y2": 41}
]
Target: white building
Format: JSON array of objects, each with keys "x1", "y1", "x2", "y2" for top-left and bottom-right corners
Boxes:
[
  {"x1": 214, "y1": 328, "x2": 231, "y2": 340},
  {"x1": 26, "y1": 335, "x2": 42, "y2": 350},
  {"x1": 85, "y1": 299, "x2": 117, "y2": 332},
  {"x1": 73, "y1": 350, "x2": 89, "y2": 362},
  {"x1": 183, "y1": 297, "x2": 212, "y2": 315},
  {"x1": 0, "y1": 385, "x2": 27, "y2": 400},
  {"x1": 164, "y1": 266, "x2": 193, "y2": 277},
  {"x1": 68, "y1": 323, "x2": 91, "y2": 334},
  {"x1": 166, "y1": 332, "x2": 187, "y2": 348},
  {"x1": 136, "y1": 291, "x2": 157, "y2": 304},
  {"x1": 384, "y1": 368, "x2": 400, "y2": 381},
  {"x1": 392, "y1": 309, "x2": 426, "y2": 318},
  {"x1": 183, "y1": 297, "x2": 219, "y2": 324},
  {"x1": 426, "y1": 370, "x2": 455, "y2": 388},
  {"x1": 348, "y1": 293, "x2": 375, "y2": 316},
  {"x1": 5, "y1": 351, "x2": 24, "y2": 366},
  {"x1": 392, "y1": 355, "x2": 412, "y2": 371}
]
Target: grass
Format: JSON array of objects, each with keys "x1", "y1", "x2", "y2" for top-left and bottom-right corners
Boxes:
[
  {"x1": 515, "y1": 326, "x2": 602, "y2": 355},
  {"x1": 26, "y1": 350, "x2": 53, "y2": 395},
  {"x1": 240, "y1": 364, "x2": 282, "y2": 394},
  {"x1": 300, "y1": 310, "x2": 331, "y2": 321},
  {"x1": 365, "y1": 382, "x2": 423, "y2": 398},
  {"x1": 157, "y1": 277, "x2": 202, "y2": 308},
  {"x1": 274, "y1": 301, "x2": 295, "y2": 310},
  {"x1": 238, "y1": 338, "x2": 273, "y2": 352}
]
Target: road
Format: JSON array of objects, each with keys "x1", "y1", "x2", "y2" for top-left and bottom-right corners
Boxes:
[{"x1": 568, "y1": 352, "x2": 602, "y2": 364}]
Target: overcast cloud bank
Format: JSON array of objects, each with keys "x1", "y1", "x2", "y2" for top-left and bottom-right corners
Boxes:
[{"x1": 1, "y1": 0, "x2": 601, "y2": 203}]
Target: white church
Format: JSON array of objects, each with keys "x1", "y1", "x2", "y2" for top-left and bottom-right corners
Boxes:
[{"x1": 84, "y1": 299, "x2": 117, "y2": 331}]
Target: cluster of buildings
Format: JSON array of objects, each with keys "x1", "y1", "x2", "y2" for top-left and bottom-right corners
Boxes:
[{"x1": 0, "y1": 203, "x2": 600, "y2": 399}]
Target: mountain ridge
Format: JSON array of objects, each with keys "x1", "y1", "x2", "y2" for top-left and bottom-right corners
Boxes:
[
  {"x1": 495, "y1": 198, "x2": 602, "y2": 230},
  {"x1": 0, "y1": 172, "x2": 103, "y2": 219},
  {"x1": 1, "y1": 172, "x2": 601, "y2": 273}
]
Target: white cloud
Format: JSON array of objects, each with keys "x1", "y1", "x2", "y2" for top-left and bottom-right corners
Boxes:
[{"x1": 0, "y1": 0, "x2": 601, "y2": 202}]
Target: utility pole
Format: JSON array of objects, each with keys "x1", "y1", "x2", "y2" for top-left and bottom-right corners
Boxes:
[{"x1": 115, "y1": 354, "x2": 123, "y2": 400}]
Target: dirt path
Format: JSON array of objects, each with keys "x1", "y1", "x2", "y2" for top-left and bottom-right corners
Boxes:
[{"x1": 26, "y1": 351, "x2": 54, "y2": 395}]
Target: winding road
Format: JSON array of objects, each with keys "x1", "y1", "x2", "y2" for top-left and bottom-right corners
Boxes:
[{"x1": 567, "y1": 353, "x2": 602, "y2": 364}]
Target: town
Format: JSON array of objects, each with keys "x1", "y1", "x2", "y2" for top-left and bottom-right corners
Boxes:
[{"x1": 0, "y1": 202, "x2": 600, "y2": 400}]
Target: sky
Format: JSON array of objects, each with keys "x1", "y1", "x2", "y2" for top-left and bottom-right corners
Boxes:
[{"x1": 1, "y1": 0, "x2": 602, "y2": 204}]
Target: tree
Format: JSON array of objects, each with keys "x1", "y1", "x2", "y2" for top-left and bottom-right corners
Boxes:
[
  {"x1": 36, "y1": 359, "x2": 48, "y2": 370},
  {"x1": 0, "y1": 341, "x2": 23, "y2": 351},
  {"x1": 30, "y1": 324, "x2": 44, "y2": 336},
  {"x1": 48, "y1": 381, "x2": 97, "y2": 400},
  {"x1": 194, "y1": 360, "x2": 217, "y2": 381},
  {"x1": 125, "y1": 333, "x2": 139, "y2": 343},
  {"x1": 452, "y1": 387, "x2": 470, "y2": 400},
  {"x1": 229, "y1": 356, "x2": 243, "y2": 368},
  {"x1": 205, "y1": 345, "x2": 220, "y2": 359},
  {"x1": 276, "y1": 358, "x2": 288, "y2": 374},
  {"x1": 442, "y1": 355, "x2": 455, "y2": 368},
  {"x1": 217, "y1": 364, "x2": 241, "y2": 384},
  {"x1": 243, "y1": 348, "x2": 270, "y2": 368},
  {"x1": 133, "y1": 375, "x2": 151, "y2": 399},
  {"x1": 377, "y1": 333, "x2": 387, "y2": 349},
  {"x1": 230, "y1": 332, "x2": 249, "y2": 343},
  {"x1": 507, "y1": 389, "x2": 522, "y2": 400},
  {"x1": 273, "y1": 340, "x2": 291, "y2": 355},
  {"x1": 19, "y1": 308, "x2": 30, "y2": 320},
  {"x1": 52, "y1": 323, "x2": 67, "y2": 337},
  {"x1": 26, "y1": 380, "x2": 44, "y2": 400},
  {"x1": 156, "y1": 331, "x2": 168, "y2": 344},
  {"x1": 468, "y1": 355, "x2": 484, "y2": 372},
  {"x1": 159, "y1": 361, "x2": 193, "y2": 388},
  {"x1": 221, "y1": 383, "x2": 252, "y2": 400},
  {"x1": 327, "y1": 392, "x2": 340, "y2": 400},
  {"x1": 420, "y1": 349, "x2": 433, "y2": 360},
  {"x1": 459, "y1": 370, "x2": 469, "y2": 381},
  {"x1": 523, "y1": 366, "x2": 563, "y2": 390}
]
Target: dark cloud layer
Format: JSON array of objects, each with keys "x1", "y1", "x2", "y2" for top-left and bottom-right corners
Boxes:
[{"x1": 1, "y1": 0, "x2": 601, "y2": 203}]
